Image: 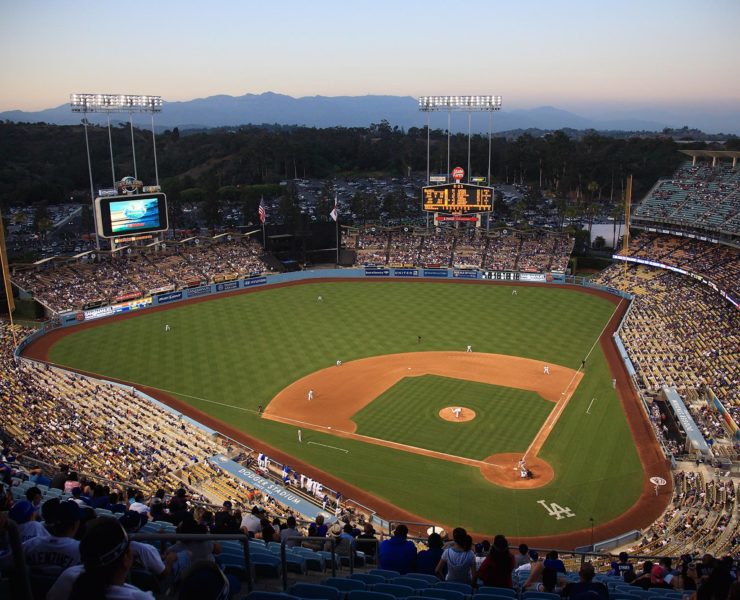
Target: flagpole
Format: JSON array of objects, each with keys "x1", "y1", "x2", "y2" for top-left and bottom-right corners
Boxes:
[
  {"x1": 336, "y1": 216, "x2": 339, "y2": 266},
  {"x1": 262, "y1": 222, "x2": 266, "y2": 250},
  {"x1": 334, "y1": 193, "x2": 339, "y2": 266},
  {"x1": 0, "y1": 212, "x2": 18, "y2": 347}
]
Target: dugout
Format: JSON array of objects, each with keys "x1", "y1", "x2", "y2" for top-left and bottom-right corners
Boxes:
[{"x1": 659, "y1": 387, "x2": 712, "y2": 460}]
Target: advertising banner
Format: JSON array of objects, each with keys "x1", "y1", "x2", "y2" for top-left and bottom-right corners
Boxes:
[
  {"x1": 157, "y1": 291, "x2": 183, "y2": 304},
  {"x1": 393, "y1": 268, "x2": 418, "y2": 277},
  {"x1": 453, "y1": 270, "x2": 479, "y2": 279},
  {"x1": 423, "y1": 269, "x2": 449, "y2": 278},
  {"x1": 365, "y1": 268, "x2": 390, "y2": 277},
  {"x1": 187, "y1": 285, "x2": 212, "y2": 298},
  {"x1": 243, "y1": 277, "x2": 267, "y2": 287},
  {"x1": 216, "y1": 281, "x2": 239, "y2": 292},
  {"x1": 519, "y1": 273, "x2": 547, "y2": 282}
]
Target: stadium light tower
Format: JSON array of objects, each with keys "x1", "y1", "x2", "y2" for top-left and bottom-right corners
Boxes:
[
  {"x1": 71, "y1": 94, "x2": 164, "y2": 250},
  {"x1": 418, "y1": 95, "x2": 502, "y2": 185}
]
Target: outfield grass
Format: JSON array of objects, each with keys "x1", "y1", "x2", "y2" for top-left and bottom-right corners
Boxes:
[
  {"x1": 354, "y1": 375, "x2": 553, "y2": 460},
  {"x1": 47, "y1": 281, "x2": 643, "y2": 536}
]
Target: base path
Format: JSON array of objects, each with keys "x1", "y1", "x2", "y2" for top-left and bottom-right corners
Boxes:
[{"x1": 263, "y1": 351, "x2": 581, "y2": 489}]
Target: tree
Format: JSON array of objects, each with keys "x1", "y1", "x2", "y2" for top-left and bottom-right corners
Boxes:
[
  {"x1": 593, "y1": 236, "x2": 606, "y2": 250},
  {"x1": 33, "y1": 204, "x2": 53, "y2": 239}
]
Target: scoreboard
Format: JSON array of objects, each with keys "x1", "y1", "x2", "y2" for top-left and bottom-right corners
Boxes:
[{"x1": 422, "y1": 183, "x2": 493, "y2": 213}]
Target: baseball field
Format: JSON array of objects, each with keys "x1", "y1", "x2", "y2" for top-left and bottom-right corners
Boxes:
[{"x1": 29, "y1": 279, "x2": 671, "y2": 544}]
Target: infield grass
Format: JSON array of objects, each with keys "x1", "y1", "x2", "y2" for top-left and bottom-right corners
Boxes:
[
  {"x1": 46, "y1": 281, "x2": 644, "y2": 536},
  {"x1": 354, "y1": 375, "x2": 553, "y2": 460}
]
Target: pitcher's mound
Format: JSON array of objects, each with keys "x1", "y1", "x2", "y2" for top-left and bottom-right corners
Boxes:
[
  {"x1": 480, "y1": 452, "x2": 554, "y2": 489},
  {"x1": 439, "y1": 407, "x2": 476, "y2": 422}
]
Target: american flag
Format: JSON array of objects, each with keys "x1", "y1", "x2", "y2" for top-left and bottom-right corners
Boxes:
[
  {"x1": 258, "y1": 197, "x2": 266, "y2": 224},
  {"x1": 330, "y1": 194, "x2": 338, "y2": 222}
]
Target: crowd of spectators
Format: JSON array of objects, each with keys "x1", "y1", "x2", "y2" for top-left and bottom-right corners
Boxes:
[
  {"x1": 594, "y1": 261, "x2": 740, "y2": 455},
  {"x1": 634, "y1": 161, "x2": 740, "y2": 234},
  {"x1": 12, "y1": 238, "x2": 271, "y2": 313},
  {"x1": 350, "y1": 227, "x2": 573, "y2": 272}
]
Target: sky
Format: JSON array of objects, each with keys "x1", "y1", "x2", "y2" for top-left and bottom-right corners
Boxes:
[{"x1": 1, "y1": 0, "x2": 739, "y2": 123}]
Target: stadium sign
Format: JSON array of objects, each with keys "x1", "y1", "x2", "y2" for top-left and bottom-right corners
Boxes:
[
  {"x1": 243, "y1": 276, "x2": 267, "y2": 287},
  {"x1": 453, "y1": 270, "x2": 479, "y2": 279},
  {"x1": 187, "y1": 285, "x2": 212, "y2": 298},
  {"x1": 423, "y1": 269, "x2": 449, "y2": 278},
  {"x1": 365, "y1": 268, "x2": 390, "y2": 277},
  {"x1": 83, "y1": 296, "x2": 152, "y2": 320},
  {"x1": 216, "y1": 281, "x2": 239, "y2": 292},
  {"x1": 157, "y1": 291, "x2": 183, "y2": 304},
  {"x1": 393, "y1": 268, "x2": 418, "y2": 277}
]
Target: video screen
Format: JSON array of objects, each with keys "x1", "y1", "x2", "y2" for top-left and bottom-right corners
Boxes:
[
  {"x1": 110, "y1": 198, "x2": 160, "y2": 233},
  {"x1": 95, "y1": 193, "x2": 168, "y2": 238}
]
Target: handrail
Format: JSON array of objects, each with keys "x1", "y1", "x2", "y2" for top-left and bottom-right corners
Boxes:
[{"x1": 281, "y1": 535, "x2": 337, "y2": 590}]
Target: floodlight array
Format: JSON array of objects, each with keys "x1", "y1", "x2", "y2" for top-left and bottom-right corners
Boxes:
[
  {"x1": 70, "y1": 94, "x2": 163, "y2": 113},
  {"x1": 418, "y1": 95, "x2": 502, "y2": 111}
]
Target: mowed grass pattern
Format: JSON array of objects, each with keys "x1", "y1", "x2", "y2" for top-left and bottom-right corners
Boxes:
[
  {"x1": 47, "y1": 281, "x2": 644, "y2": 536},
  {"x1": 354, "y1": 375, "x2": 552, "y2": 460}
]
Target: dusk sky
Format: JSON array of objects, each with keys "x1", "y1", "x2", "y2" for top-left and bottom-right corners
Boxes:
[{"x1": 1, "y1": 0, "x2": 739, "y2": 124}]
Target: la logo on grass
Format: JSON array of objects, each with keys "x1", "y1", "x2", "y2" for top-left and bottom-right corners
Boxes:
[{"x1": 537, "y1": 500, "x2": 575, "y2": 520}]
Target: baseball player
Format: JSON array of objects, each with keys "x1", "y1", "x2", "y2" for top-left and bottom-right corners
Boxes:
[
  {"x1": 308, "y1": 389, "x2": 314, "y2": 401},
  {"x1": 512, "y1": 289, "x2": 518, "y2": 296},
  {"x1": 297, "y1": 429, "x2": 302, "y2": 443},
  {"x1": 543, "y1": 364, "x2": 550, "y2": 375},
  {"x1": 336, "y1": 360, "x2": 342, "y2": 366},
  {"x1": 165, "y1": 324, "x2": 171, "y2": 332},
  {"x1": 466, "y1": 345, "x2": 472, "y2": 352},
  {"x1": 452, "y1": 407, "x2": 462, "y2": 419}
]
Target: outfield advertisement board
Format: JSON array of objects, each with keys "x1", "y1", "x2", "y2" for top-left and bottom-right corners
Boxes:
[
  {"x1": 393, "y1": 268, "x2": 418, "y2": 277},
  {"x1": 215, "y1": 281, "x2": 239, "y2": 292},
  {"x1": 453, "y1": 270, "x2": 479, "y2": 279},
  {"x1": 187, "y1": 285, "x2": 212, "y2": 298},
  {"x1": 365, "y1": 268, "x2": 390, "y2": 277},
  {"x1": 157, "y1": 291, "x2": 183, "y2": 304},
  {"x1": 243, "y1": 277, "x2": 267, "y2": 287},
  {"x1": 519, "y1": 273, "x2": 547, "y2": 282},
  {"x1": 83, "y1": 297, "x2": 152, "y2": 320},
  {"x1": 423, "y1": 269, "x2": 448, "y2": 277}
]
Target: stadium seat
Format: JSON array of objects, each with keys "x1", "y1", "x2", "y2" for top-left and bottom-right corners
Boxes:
[
  {"x1": 349, "y1": 573, "x2": 386, "y2": 587},
  {"x1": 392, "y1": 577, "x2": 429, "y2": 590},
  {"x1": 373, "y1": 584, "x2": 417, "y2": 599},
  {"x1": 476, "y1": 587, "x2": 516, "y2": 598},
  {"x1": 403, "y1": 574, "x2": 439, "y2": 585},
  {"x1": 420, "y1": 589, "x2": 466, "y2": 600},
  {"x1": 247, "y1": 593, "x2": 301, "y2": 600},
  {"x1": 289, "y1": 583, "x2": 341, "y2": 600},
  {"x1": 323, "y1": 577, "x2": 367, "y2": 595},
  {"x1": 348, "y1": 592, "x2": 397, "y2": 600},
  {"x1": 521, "y1": 592, "x2": 560, "y2": 600},
  {"x1": 474, "y1": 593, "x2": 517, "y2": 600},
  {"x1": 435, "y1": 582, "x2": 472, "y2": 595},
  {"x1": 130, "y1": 568, "x2": 160, "y2": 593},
  {"x1": 369, "y1": 569, "x2": 402, "y2": 580},
  {"x1": 252, "y1": 553, "x2": 282, "y2": 579}
]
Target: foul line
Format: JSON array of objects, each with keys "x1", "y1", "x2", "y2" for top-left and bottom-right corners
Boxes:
[
  {"x1": 586, "y1": 398, "x2": 596, "y2": 414},
  {"x1": 524, "y1": 297, "x2": 623, "y2": 459},
  {"x1": 307, "y1": 441, "x2": 349, "y2": 453}
]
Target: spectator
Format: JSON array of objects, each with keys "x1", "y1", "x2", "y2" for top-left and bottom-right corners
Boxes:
[
  {"x1": 63, "y1": 471, "x2": 80, "y2": 494},
  {"x1": 514, "y1": 550, "x2": 539, "y2": 576},
  {"x1": 416, "y1": 532, "x2": 445, "y2": 576},
  {"x1": 354, "y1": 523, "x2": 378, "y2": 559},
  {"x1": 314, "y1": 514, "x2": 328, "y2": 537},
  {"x1": 279, "y1": 515, "x2": 302, "y2": 548},
  {"x1": 609, "y1": 552, "x2": 634, "y2": 579},
  {"x1": 561, "y1": 562, "x2": 608, "y2": 600},
  {"x1": 436, "y1": 527, "x2": 476, "y2": 584},
  {"x1": 240, "y1": 506, "x2": 262, "y2": 537},
  {"x1": 9, "y1": 500, "x2": 49, "y2": 544},
  {"x1": 46, "y1": 517, "x2": 154, "y2": 600},
  {"x1": 514, "y1": 543, "x2": 530, "y2": 568},
  {"x1": 379, "y1": 524, "x2": 417, "y2": 575},
  {"x1": 476, "y1": 534, "x2": 516, "y2": 588},
  {"x1": 50, "y1": 464, "x2": 69, "y2": 490},
  {"x1": 213, "y1": 501, "x2": 240, "y2": 534},
  {"x1": 23, "y1": 500, "x2": 81, "y2": 576},
  {"x1": 119, "y1": 511, "x2": 167, "y2": 578},
  {"x1": 544, "y1": 550, "x2": 566, "y2": 574}
]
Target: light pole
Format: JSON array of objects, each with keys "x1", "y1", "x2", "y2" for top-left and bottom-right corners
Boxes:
[
  {"x1": 589, "y1": 517, "x2": 595, "y2": 550},
  {"x1": 418, "y1": 95, "x2": 502, "y2": 184}
]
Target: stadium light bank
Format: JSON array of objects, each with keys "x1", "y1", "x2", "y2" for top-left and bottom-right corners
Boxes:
[
  {"x1": 417, "y1": 95, "x2": 502, "y2": 190},
  {"x1": 70, "y1": 93, "x2": 164, "y2": 250}
]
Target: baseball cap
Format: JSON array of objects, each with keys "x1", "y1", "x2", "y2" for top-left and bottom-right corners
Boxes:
[
  {"x1": 223, "y1": 501, "x2": 232, "y2": 509},
  {"x1": 529, "y1": 550, "x2": 539, "y2": 561},
  {"x1": 10, "y1": 500, "x2": 35, "y2": 524}
]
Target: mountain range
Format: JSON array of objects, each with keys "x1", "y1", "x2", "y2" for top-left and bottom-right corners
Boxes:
[{"x1": 1, "y1": 91, "x2": 737, "y2": 134}]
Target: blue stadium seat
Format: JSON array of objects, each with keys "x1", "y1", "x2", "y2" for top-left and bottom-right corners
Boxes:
[
  {"x1": 521, "y1": 592, "x2": 560, "y2": 600},
  {"x1": 247, "y1": 592, "x2": 301, "y2": 600},
  {"x1": 349, "y1": 573, "x2": 386, "y2": 587},
  {"x1": 419, "y1": 589, "x2": 466, "y2": 600},
  {"x1": 474, "y1": 593, "x2": 517, "y2": 600},
  {"x1": 435, "y1": 582, "x2": 472, "y2": 595},
  {"x1": 348, "y1": 591, "x2": 397, "y2": 600},
  {"x1": 403, "y1": 574, "x2": 439, "y2": 585},
  {"x1": 289, "y1": 583, "x2": 341, "y2": 600},
  {"x1": 392, "y1": 577, "x2": 429, "y2": 590},
  {"x1": 252, "y1": 553, "x2": 282, "y2": 578},
  {"x1": 476, "y1": 587, "x2": 516, "y2": 598},
  {"x1": 323, "y1": 577, "x2": 367, "y2": 595},
  {"x1": 369, "y1": 569, "x2": 402, "y2": 580},
  {"x1": 373, "y1": 584, "x2": 416, "y2": 599}
]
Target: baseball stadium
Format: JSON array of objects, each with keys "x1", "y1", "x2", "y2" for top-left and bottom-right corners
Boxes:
[{"x1": 1, "y1": 127, "x2": 739, "y2": 599}]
